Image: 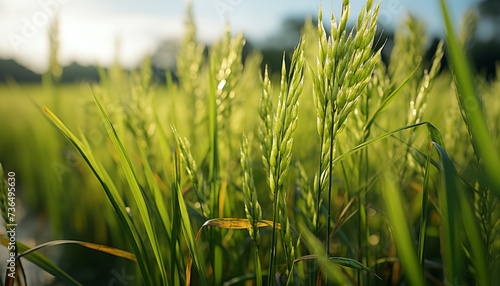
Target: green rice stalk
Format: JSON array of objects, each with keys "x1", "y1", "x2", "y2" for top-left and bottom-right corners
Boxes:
[
  {"x1": 279, "y1": 193, "x2": 295, "y2": 282},
  {"x1": 172, "y1": 126, "x2": 207, "y2": 218},
  {"x1": 259, "y1": 66, "x2": 274, "y2": 180},
  {"x1": 166, "y1": 70, "x2": 178, "y2": 129},
  {"x1": 47, "y1": 16, "x2": 62, "y2": 84},
  {"x1": 458, "y1": 10, "x2": 478, "y2": 48},
  {"x1": 211, "y1": 26, "x2": 245, "y2": 133},
  {"x1": 354, "y1": 54, "x2": 418, "y2": 286},
  {"x1": 44, "y1": 15, "x2": 62, "y2": 113},
  {"x1": 310, "y1": 4, "x2": 380, "y2": 284},
  {"x1": 294, "y1": 161, "x2": 316, "y2": 234},
  {"x1": 170, "y1": 143, "x2": 182, "y2": 286},
  {"x1": 267, "y1": 40, "x2": 305, "y2": 286},
  {"x1": 177, "y1": 2, "x2": 204, "y2": 97},
  {"x1": 240, "y1": 134, "x2": 263, "y2": 286},
  {"x1": 211, "y1": 30, "x2": 245, "y2": 238},
  {"x1": 211, "y1": 28, "x2": 245, "y2": 246},
  {"x1": 177, "y1": 1, "x2": 205, "y2": 138},
  {"x1": 240, "y1": 134, "x2": 263, "y2": 244},
  {"x1": 174, "y1": 145, "x2": 208, "y2": 286},
  {"x1": 388, "y1": 15, "x2": 424, "y2": 89},
  {"x1": 208, "y1": 48, "x2": 223, "y2": 285},
  {"x1": 407, "y1": 41, "x2": 444, "y2": 125}
]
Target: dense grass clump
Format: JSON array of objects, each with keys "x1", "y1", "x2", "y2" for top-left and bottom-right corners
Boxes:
[{"x1": 1, "y1": 0, "x2": 500, "y2": 285}]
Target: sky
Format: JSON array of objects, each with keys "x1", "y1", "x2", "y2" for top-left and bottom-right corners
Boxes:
[{"x1": 0, "y1": 0, "x2": 481, "y2": 73}]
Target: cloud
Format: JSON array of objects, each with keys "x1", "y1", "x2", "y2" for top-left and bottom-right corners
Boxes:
[
  {"x1": 58, "y1": 13, "x2": 185, "y2": 68},
  {"x1": 0, "y1": 0, "x2": 473, "y2": 73},
  {"x1": 0, "y1": 0, "x2": 187, "y2": 72}
]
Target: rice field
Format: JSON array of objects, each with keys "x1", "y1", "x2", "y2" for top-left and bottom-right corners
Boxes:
[{"x1": 1, "y1": 0, "x2": 500, "y2": 285}]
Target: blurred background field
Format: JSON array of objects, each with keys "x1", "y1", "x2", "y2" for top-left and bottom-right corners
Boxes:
[{"x1": 1, "y1": 0, "x2": 500, "y2": 285}]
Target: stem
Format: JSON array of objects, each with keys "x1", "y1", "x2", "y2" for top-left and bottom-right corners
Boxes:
[
  {"x1": 364, "y1": 94, "x2": 371, "y2": 286},
  {"x1": 364, "y1": 150, "x2": 371, "y2": 286},
  {"x1": 315, "y1": 106, "x2": 328, "y2": 235},
  {"x1": 255, "y1": 246, "x2": 263, "y2": 286},
  {"x1": 208, "y1": 55, "x2": 222, "y2": 286},
  {"x1": 326, "y1": 110, "x2": 336, "y2": 284},
  {"x1": 314, "y1": 119, "x2": 326, "y2": 286},
  {"x1": 268, "y1": 184, "x2": 280, "y2": 286}
]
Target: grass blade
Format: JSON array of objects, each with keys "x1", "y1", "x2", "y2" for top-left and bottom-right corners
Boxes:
[
  {"x1": 138, "y1": 144, "x2": 172, "y2": 241},
  {"x1": 417, "y1": 142, "x2": 433, "y2": 272},
  {"x1": 298, "y1": 223, "x2": 349, "y2": 285},
  {"x1": 431, "y1": 142, "x2": 490, "y2": 286},
  {"x1": 333, "y1": 122, "x2": 441, "y2": 165},
  {"x1": 0, "y1": 237, "x2": 83, "y2": 286},
  {"x1": 439, "y1": 0, "x2": 500, "y2": 197},
  {"x1": 364, "y1": 64, "x2": 420, "y2": 135},
  {"x1": 186, "y1": 217, "x2": 280, "y2": 286},
  {"x1": 199, "y1": 218, "x2": 278, "y2": 230},
  {"x1": 7, "y1": 239, "x2": 137, "y2": 261},
  {"x1": 223, "y1": 272, "x2": 269, "y2": 286},
  {"x1": 208, "y1": 49, "x2": 223, "y2": 286},
  {"x1": 89, "y1": 87, "x2": 168, "y2": 285},
  {"x1": 42, "y1": 106, "x2": 153, "y2": 285},
  {"x1": 293, "y1": 255, "x2": 380, "y2": 279},
  {"x1": 174, "y1": 145, "x2": 208, "y2": 286},
  {"x1": 380, "y1": 174, "x2": 424, "y2": 286}
]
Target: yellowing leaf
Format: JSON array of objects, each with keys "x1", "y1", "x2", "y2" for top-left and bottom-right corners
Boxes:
[{"x1": 186, "y1": 218, "x2": 279, "y2": 286}]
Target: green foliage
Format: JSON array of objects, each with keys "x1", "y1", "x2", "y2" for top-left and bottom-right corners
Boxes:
[
  {"x1": 381, "y1": 174, "x2": 424, "y2": 286},
  {"x1": 240, "y1": 134, "x2": 263, "y2": 245},
  {"x1": 240, "y1": 134, "x2": 263, "y2": 286},
  {"x1": 1, "y1": 0, "x2": 500, "y2": 285},
  {"x1": 265, "y1": 39, "x2": 305, "y2": 285}
]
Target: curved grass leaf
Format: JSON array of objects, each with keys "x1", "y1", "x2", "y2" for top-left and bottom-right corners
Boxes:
[
  {"x1": 42, "y1": 106, "x2": 153, "y2": 285},
  {"x1": 9, "y1": 239, "x2": 137, "y2": 262},
  {"x1": 293, "y1": 255, "x2": 381, "y2": 279},
  {"x1": 199, "y1": 218, "x2": 278, "y2": 230},
  {"x1": 89, "y1": 87, "x2": 168, "y2": 285},
  {"x1": 298, "y1": 224, "x2": 349, "y2": 285},
  {"x1": 223, "y1": 272, "x2": 269, "y2": 286},
  {"x1": 364, "y1": 64, "x2": 420, "y2": 135},
  {"x1": 333, "y1": 122, "x2": 443, "y2": 166},
  {"x1": 0, "y1": 237, "x2": 82, "y2": 286},
  {"x1": 186, "y1": 217, "x2": 279, "y2": 286}
]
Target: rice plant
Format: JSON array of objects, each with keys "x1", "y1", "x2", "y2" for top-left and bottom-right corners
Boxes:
[{"x1": 1, "y1": 0, "x2": 500, "y2": 285}]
